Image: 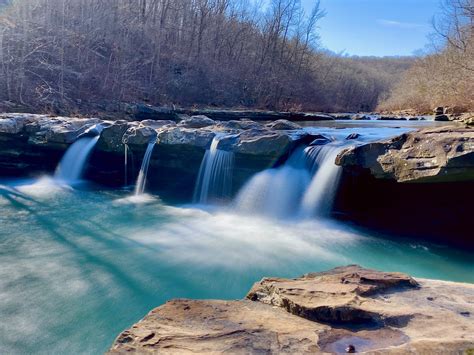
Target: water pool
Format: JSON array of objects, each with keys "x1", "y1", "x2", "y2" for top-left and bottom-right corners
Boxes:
[{"x1": 0, "y1": 179, "x2": 473, "y2": 354}]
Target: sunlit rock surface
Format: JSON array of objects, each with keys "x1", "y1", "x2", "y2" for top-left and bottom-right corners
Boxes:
[
  {"x1": 109, "y1": 265, "x2": 474, "y2": 354},
  {"x1": 122, "y1": 126, "x2": 158, "y2": 146},
  {"x1": 337, "y1": 126, "x2": 474, "y2": 182},
  {"x1": 177, "y1": 115, "x2": 216, "y2": 128}
]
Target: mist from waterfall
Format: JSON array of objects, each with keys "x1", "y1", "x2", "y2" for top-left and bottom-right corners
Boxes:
[
  {"x1": 234, "y1": 143, "x2": 345, "y2": 219},
  {"x1": 234, "y1": 147, "x2": 311, "y2": 218},
  {"x1": 194, "y1": 135, "x2": 234, "y2": 204},
  {"x1": 55, "y1": 136, "x2": 100, "y2": 182},
  {"x1": 134, "y1": 141, "x2": 156, "y2": 195}
]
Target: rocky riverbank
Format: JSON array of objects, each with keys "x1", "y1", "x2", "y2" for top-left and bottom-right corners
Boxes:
[{"x1": 109, "y1": 265, "x2": 474, "y2": 354}]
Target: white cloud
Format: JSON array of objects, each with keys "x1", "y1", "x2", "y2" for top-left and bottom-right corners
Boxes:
[{"x1": 377, "y1": 19, "x2": 427, "y2": 29}]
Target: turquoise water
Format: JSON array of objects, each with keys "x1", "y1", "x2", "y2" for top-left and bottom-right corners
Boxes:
[{"x1": 0, "y1": 178, "x2": 473, "y2": 354}]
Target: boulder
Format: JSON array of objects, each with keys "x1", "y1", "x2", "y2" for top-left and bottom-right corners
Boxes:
[
  {"x1": 0, "y1": 114, "x2": 46, "y2": 134},
  {"x1": 434, "y1": 114, "x2": 450, "y2": 121},
  {"x1": 234, "y1": 129, "x2": 292, "y2": 156},
  {"x1": 157, "y1": 126, "x2": 216, "y2": 149},
  {"x1": 247, "y1": 265, "x2": 418, "y2": 325},
  {"x1": 178, "y1": 115, "x2": 215, "y2": 128},
  {"x1": 122, "y1": 126, "x2": 157, "y2": 146},
  {"x1": 109, "y1": 265, "x2": 474, "y2": 354},
  {"x1": 25, "y1": 116, "x2": 102, "y2": 144},
  {"x1": 336, "y1": 126, "x2": 474, "y2": 182},
  {"x1": 434, "y1": 106, "x2": 445, "y2": 115},
  {"x1": 97, "y1": 120, "x2": 136, "y2": 152},
  {"x1": 265, "y1": 119, "x2": 301, "y2": 130},
  {"x1": 139, "y1": 120, "x2": 176, "y2": 129}
]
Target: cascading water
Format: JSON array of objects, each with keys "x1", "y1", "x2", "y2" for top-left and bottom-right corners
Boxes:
[
  {"x1": 234, "y1": 148, "x2": 311, "y2": 218},
  {"x1": 299, "y1": 144, "x2": 344, "y2": 217},
  {"x1": 193, "y1": 134, "x2": 234, "y2": 204},
  {"x1": 235, "y1": 143, "x2": 346, "y2": 219},
  {"x1": 134, "y1": 140, "x2": 156, "y2": 195},
  {"x1": 124, "y1": 144, "x2": 129, "y2": 186},
  {"x1": 54, "y1": 135, "x2": 100, "y2": 182}
]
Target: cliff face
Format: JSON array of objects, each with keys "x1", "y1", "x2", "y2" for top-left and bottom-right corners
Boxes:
[{"x1": 109, "y1": 265, "x2": 474, "y2": 354}]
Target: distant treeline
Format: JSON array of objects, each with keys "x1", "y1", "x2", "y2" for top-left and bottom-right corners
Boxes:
[
  {"x1": 0, "y1": 0, "x2": 413, "y2": 114},
  {"x1": 379, "y1": 0, "x2": 473, "y2": 113}
]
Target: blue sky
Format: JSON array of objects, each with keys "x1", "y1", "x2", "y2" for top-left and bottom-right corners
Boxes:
[{"x1": 302, "y1": 0, "x2": 441, "y2": 56}]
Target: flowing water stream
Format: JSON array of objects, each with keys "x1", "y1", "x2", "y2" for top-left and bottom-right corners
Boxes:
[
  {"x1": 234, "y1": 142, "x2": 346, "y2": 218},
  {"x1": 134, "y1": 141, "x2": 156, "y2": 196},
  {"x1": 193, "y1": 134, "x2": 234, "y2": 204},
  {"x1": 0, "y1": 121, "x2": 472, "y2": 354},
  {"x1": 54, "y1": 136, "x2": 100, "y2": 183}
]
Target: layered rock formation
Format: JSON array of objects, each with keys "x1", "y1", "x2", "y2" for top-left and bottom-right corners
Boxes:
[
  {"x1": 109, "y1": 265, "x2": 474, "y2": 354},
  {"x1": 336, "y1": 126, "x2": 474, "y2": 183},
  {"x1": 0, "y1": 113, "x2": 312, "y2": 199},
  {"x1": 333, "y1": 126, "x2": 474, "y2": 249}
]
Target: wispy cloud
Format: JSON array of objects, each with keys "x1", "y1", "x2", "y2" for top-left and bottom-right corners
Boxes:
[{"x1": 377, "y1": 19, "x2": 427, "y2": 29}]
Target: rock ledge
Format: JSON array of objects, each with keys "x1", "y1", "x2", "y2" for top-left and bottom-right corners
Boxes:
[
  {"x1": 109, "y1": 266, "x2": 474, "y2": 354},
  {"x1": 336, "y1": 126, "x2": 474, "y2": 182}
]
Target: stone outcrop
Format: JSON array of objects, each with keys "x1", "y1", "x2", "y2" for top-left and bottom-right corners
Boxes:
[
  {"x1": 157, "y1": 126, "x2": 216, "y2": 148},
  {"x1": 177, "y1": 115, "x2": 216, "y2": 128},
  {"x1": 0, "y1": 113, "x2": 311, "y2": 198},
  {"x1": 109, "y1": 265, "x2": 474, "y2": 354},
  {"x1": 247, "y1": 265, "x2": 419, "y2": 325},
  {"x1": 122, "y1": 126, "x2": 158, "y2": 146},
  {"x1": 233, "y1": 129, "x2": 292, "y2": 156},
  {"x1": 336, "y1": 126, "x2": 474, "y2": 182}
]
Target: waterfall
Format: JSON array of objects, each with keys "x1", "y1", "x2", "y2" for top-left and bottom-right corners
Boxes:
[
  {"x1": 134, "y1": 141, "x2": 156, "y2": 196},
  {"x1": 124, "y1": 144, "x2": 129, "y2": 187},
  {"x1": 234, "y1": 148, "x2": 310, "y2": 218},
  {"x1": 55, "y1": 136, "x2": 100, "y2": 182},
  {"x1": 234, "y1": 144, "x2": 345, "y2": 219},
  {"x1": 193, "y1": 135, "x2": 234, "y2": 204},
  {"x1": 299, "y1": 145, "x2": 343, "y2": 217}
]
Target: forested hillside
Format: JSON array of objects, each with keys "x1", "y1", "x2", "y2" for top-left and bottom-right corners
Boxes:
[
  {"x1": 379, "y1": 0, "x2": 473, "y2": 113},
  {"x1": 0, "y1": 0, "x2": 413, "y2": 114}
]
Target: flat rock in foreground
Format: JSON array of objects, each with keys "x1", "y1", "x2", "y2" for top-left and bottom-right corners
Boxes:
[{"x1": 109, "y1": 266, "x2": 474, "y2": 354}]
